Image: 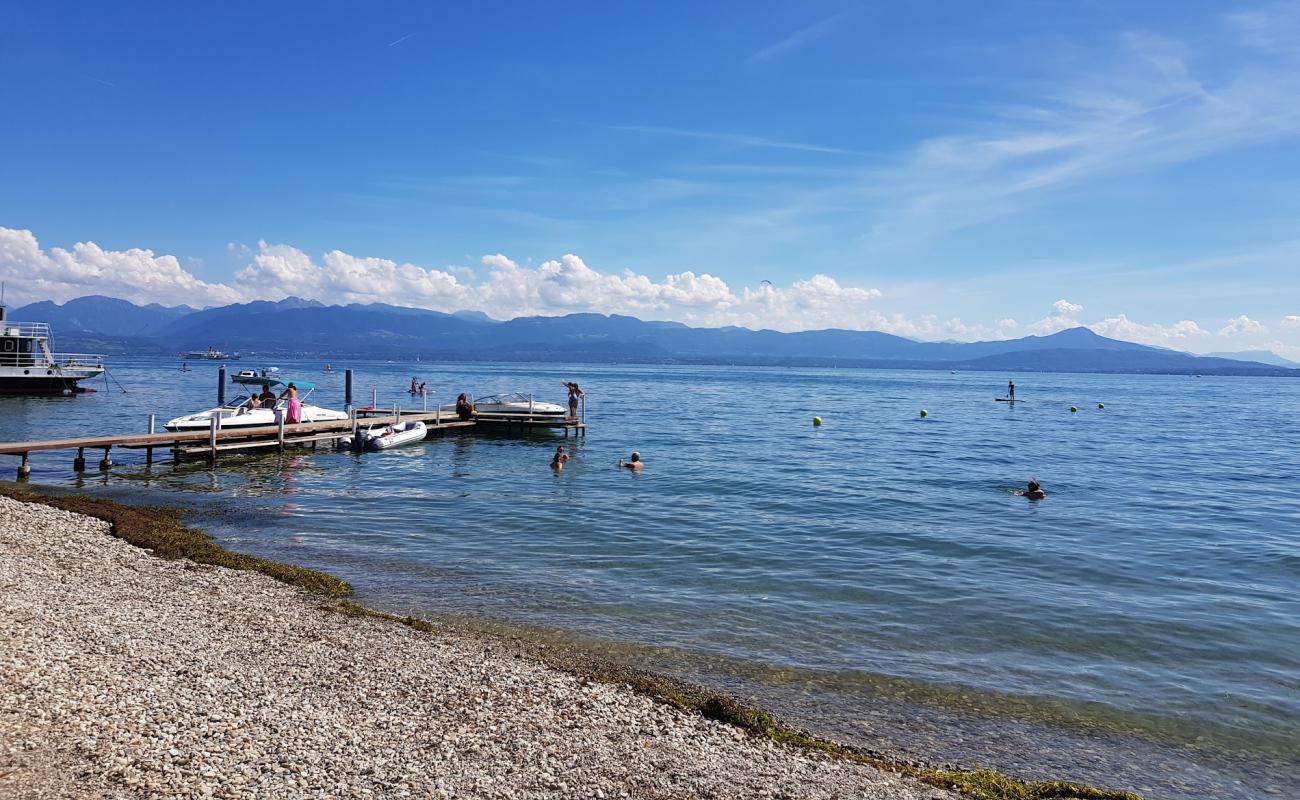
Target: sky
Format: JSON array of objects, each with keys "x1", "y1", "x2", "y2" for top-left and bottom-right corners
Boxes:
[{"x1": 2, "y1": 1, "x2": 1299, "y2": 357}]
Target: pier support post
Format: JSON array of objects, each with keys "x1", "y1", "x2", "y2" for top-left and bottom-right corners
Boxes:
[
  {"x1": 276, "y1": 409, "x2": 286, "y2": 452},
  {"x1": 372, "y1": 387, "x2": 378, "y2": 409},
  {"x1": 345, "y1": 369, "x2": 354, "y2": 411},
  {"x1": 208, "y1": 417, "x2": 218, "y2": 465},
  {"x1": 99, "y1": 447, "x2": 113, "y2": 470},
  {"x1": 73, "y1": 447, "x2": 86, "y2": 472},
  {"x1": 146, "y1": 414, "x2": 156, "y2": 465},
  {"x1": 217, "y1": 367, "x2": 227, "y2": 406},
  {"x1": 17, "y1": 452, "x2": 30, "y2": 479}
]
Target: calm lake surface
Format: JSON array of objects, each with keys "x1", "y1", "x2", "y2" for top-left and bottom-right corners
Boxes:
[{"x1": 4, "y1": 359, "x2": 1297, "y2": 799}]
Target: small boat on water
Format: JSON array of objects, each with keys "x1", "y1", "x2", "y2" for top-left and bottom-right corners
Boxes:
[
  {"x1": 0, "y1": 304, "x2": 105, "y2": 395},
  {"x1": 353, "y1": 420, "x2": 427, "y2": 451},
  {"x1": 184, "y1": 347, "x2": 241, "y2": 361},
  {"x1": 439, "y1": 391, "x2": 565, "y2": 417},
  {"x1": 164, "y1": 370, "x2": 347, "y2": 431}
]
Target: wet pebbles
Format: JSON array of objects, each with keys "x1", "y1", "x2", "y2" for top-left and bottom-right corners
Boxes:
[{"x1": 0, "y1": 495, "x2": 956, "y2": 799}]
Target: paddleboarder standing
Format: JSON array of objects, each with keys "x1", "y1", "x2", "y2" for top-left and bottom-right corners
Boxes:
[{"x1": 1008, "y1": 380, "x2": 1015, "y2": 401}]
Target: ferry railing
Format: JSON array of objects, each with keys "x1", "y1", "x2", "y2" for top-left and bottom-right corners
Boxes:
[
  {"x1": 0, "y1": 352, "x2": 101, "y2": 368},
  {"x1": 53, "y1": 353, "x2": 106, "y2": 368},
  {"x1": 0, "y1": 321, "x2": 52, "y2": 338}
]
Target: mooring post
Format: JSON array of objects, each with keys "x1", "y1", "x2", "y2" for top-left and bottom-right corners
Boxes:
[
  {"x1": 208, "y1": 416, "x2": 218, "y2": 464},
  {"x1": 350, "y1": 407, "x2": 358, "y2": 436},
  {"x1": 422, "y1": 391, "x2": 427, "y2": 412},
  {"x1": 276, "y1": 409, "x2": 286, "y2": 452},
  {"x1": 17, "y1": 452, "x2": 30, "y2": 479},
  {"x1": 217, "y1": 366, "x2": 227, "y2": 405},
  {"x1": 344, "y1": 368, "x2": 354, "y2": 411},
  {"x1": 73, "y1": 446, "x2": 86, "y2": 472},
  {"x1": 146, "y1": 414, "x2": 156, "y2": 464},
  {"x1": 99, "y1": 446, "x2": 113, "y2": 470},
  {"x1": 372, "y1": 387, "x2": 378, "y2": 409}
]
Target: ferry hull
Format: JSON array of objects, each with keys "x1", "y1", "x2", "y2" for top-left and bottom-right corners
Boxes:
[{"x1": 0, "y1": 375, "x2": 98, "y2": 395}]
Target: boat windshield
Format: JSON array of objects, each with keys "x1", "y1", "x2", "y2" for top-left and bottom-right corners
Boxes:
[
  {"x1": 221, "y1": 392, "x2": 284, "y2": 410},
  {"x1": 477, "y1": 392, "x2": 530, "y2": 404}
]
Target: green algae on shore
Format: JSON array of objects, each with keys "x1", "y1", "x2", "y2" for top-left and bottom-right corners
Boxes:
[
  {"x1": 0, "y1": 482, "x2": 351, "y2": 597},
  {"x1": 2, "y1": 483, "x2": 1141, "y2": 800}
]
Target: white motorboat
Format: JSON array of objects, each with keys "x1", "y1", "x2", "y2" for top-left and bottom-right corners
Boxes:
[
  {"x1": 357, "y1": 420, "x2": 427, "y2": 451},
  {"x1": 164, "y1": 371, "x2": 347, "y2": 431},
  {"x1": 0, "y1": 305, "x2": 105, "y2": 395},
  {"x1": 439, "y1": 392, "x2": 566, "y2": 417}
]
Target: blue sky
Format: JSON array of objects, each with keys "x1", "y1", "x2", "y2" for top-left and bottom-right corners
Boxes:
[{"x1": 2, "y1": 1, "x2": 1299, "y2": 355}]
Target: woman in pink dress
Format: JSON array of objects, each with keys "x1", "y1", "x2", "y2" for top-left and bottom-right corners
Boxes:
[{"x1": 279, "y1": 382, "x2": 303, "y2": 423}]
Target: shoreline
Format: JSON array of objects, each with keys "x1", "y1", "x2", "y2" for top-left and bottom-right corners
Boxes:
[{"x1": 0, "y1": 484, "x2": 1138, "y2": 800}]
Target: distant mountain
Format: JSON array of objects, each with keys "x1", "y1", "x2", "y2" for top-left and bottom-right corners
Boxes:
[
  {"x1": 9, "y1": 295, "x2": 192, "y2": 337},
  {"x1": 1204, "y1": 350, "x2": 1299, "y2": 368},
  {"x1": 9, "y1": 295, "x2": 1298, "y2": 376}
]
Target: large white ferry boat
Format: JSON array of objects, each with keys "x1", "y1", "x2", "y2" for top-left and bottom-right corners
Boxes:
[{"x1": 0, "y1": 305, "x2": 105, "y2": 395}]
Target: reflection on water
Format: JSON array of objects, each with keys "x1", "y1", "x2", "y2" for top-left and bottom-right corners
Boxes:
[{"x1": 3, "y1": 359, "x2": 1298, "y2": 800}]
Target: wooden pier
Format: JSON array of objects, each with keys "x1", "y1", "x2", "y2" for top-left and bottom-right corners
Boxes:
[{"x1": 0, "y1": 409, "x2": 585, "y2": 478}]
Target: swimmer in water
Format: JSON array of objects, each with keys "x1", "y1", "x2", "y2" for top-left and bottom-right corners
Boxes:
[
  {"x1": 618, "y1": 452, "x2": 644, "y2": 471},
  {"x1": 551, "y1": 445, "x2": 569, "y2": 470},
  {"x1": 1017, "y1": 479, "x2": 1046, "y2": 500}
]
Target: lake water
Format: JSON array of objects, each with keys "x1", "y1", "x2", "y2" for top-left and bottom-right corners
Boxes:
[{"x1": 3, "y1": 359, "x2": 1297, "y2": 800}]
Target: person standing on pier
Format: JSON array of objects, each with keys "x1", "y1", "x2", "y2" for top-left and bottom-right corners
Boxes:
[{"x1": 563, "y1": 381, "x2": 584, "y2": 419}]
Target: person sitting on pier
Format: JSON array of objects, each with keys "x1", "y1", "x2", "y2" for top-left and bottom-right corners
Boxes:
[
  {"x1": 455, "y1": 393, "x2": 474, "y2": 421},
  {"x1": 551, "y1": 445, "x2": 569, "y2": 470},
  {"x1": 618, "y1": 452, "x2": 644, "y2": 471}
]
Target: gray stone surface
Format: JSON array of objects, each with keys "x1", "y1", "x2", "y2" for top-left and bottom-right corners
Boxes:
[{"x1": 0, "y1": 495, "x2": 958, "y2": 799}]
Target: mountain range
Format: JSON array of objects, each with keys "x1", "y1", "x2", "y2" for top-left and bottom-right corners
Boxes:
[{"x1": 9, "y1": 295, "x2": 1297, "y2": 376}]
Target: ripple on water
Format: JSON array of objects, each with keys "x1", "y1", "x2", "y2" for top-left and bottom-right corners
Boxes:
[{"x1": 6, "y1": 361, "x2": 1299, "y2": 799}]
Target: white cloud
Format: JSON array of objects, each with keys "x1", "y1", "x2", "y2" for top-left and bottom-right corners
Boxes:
[
  {"x1": 1027, "y1": 299, "x2": 1083, "y2": 335},
  {"x1": 0, "y1": 227, "x2": 241, "y2": 307},
  {"x1": 8, "y1": 226, "x2": 1297, "y2": 359},
  {"x1": 1088, "y1": 315, "x2": 1209, "y2": 347},
  {"x1": 850, "y1": 15, "x2": 1300, "y2": 249},
  {"x1": 1218, "y1": 314, "x2": 1266, "y2": 336}
]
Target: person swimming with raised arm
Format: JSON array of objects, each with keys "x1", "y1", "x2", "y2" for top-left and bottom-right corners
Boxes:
[
  {"x1": 618, "y1": 451, "x2": 644, "y2": 471},
  {"x1": 1017, "y1": 479, "x2": 1045, "y2": 500},
  {"x1": 551, "y1": 445, "x2": 569, "y2": 470}
]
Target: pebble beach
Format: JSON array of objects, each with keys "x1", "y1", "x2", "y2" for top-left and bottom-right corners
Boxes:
[{"x1": 0, "y1": 494, "x2": 959, "y2": 800}]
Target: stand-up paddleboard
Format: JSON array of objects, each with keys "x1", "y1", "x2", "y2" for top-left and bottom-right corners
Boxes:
[{"x1": 995, "y1": 397, "x2": 1024, "y2": 402}]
